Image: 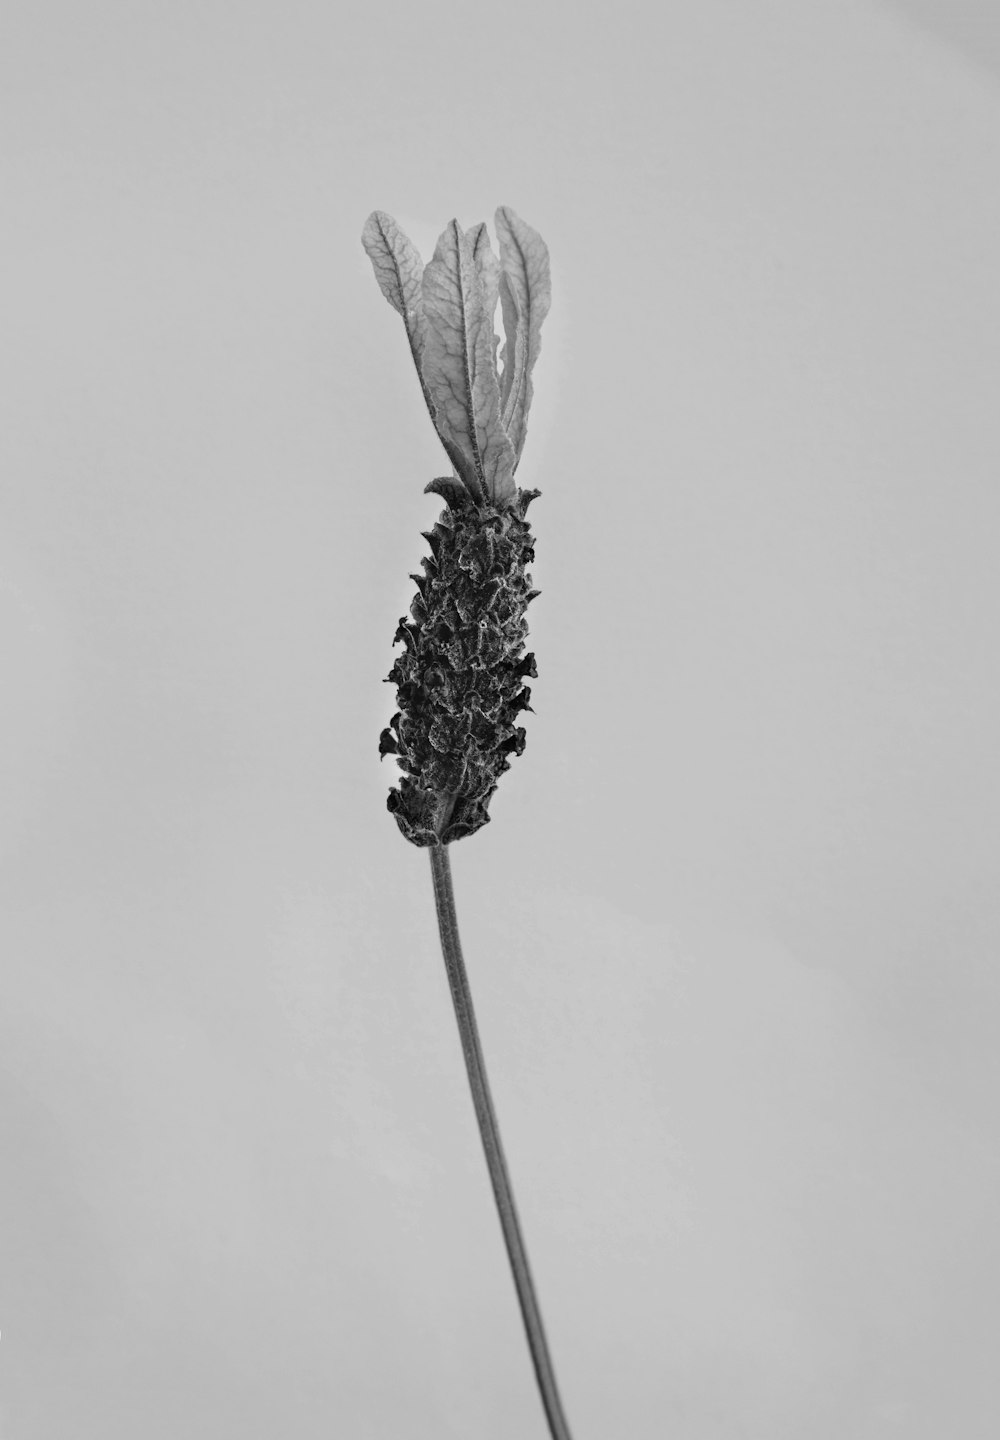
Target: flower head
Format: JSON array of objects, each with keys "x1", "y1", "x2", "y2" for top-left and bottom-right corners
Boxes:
[{"x1": 363, "y1": 208, "x2": 551, "y2": 845}]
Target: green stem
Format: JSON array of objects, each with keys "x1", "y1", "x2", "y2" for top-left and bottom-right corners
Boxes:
[{"x1": 428, "y1": 841, "x2": 575, "y2": 1440}]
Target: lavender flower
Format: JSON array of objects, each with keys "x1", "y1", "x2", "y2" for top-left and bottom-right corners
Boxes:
[
  {"x1": 361, "y1": 209, "x2": 574, "y2": 1440},
  {"x1": 362, "y1": 208, "x2": 551, "y2": 845}
]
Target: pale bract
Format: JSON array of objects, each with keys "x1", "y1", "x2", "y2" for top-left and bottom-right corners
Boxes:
[{"x1": 361, "y1": 207, "x2": 551, "y2": 508}]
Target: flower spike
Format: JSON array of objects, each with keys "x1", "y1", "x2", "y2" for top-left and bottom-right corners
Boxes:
[{"x1": 364, "y1": 207, "x2": 551, "y2": 845}]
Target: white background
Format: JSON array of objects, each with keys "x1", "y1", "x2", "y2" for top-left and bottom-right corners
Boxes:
[{"x1": 2, "y1": 1, "x2": 999, "y2": 1436}]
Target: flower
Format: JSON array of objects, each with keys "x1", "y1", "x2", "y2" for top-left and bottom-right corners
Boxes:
[{"x1": 362, "y1": 209, "x2": 551, "y2": 845}]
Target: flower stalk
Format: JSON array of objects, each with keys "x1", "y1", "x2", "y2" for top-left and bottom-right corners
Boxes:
[
  {"x1": 363, "y1": 206, "x2": 574, "y2": 1438},
  {"x1": 429, "y1": 841, "x2": 574, "y2": 1440}
]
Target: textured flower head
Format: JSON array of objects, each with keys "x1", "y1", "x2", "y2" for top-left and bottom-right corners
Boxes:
[{"x1": 361, "y1": 207, "x2": 551, "y2": 508}]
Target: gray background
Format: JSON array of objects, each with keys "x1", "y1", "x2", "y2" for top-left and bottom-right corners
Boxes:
[{"x1": 2, "y1": 1, "x2": 998, "y2": 1436}]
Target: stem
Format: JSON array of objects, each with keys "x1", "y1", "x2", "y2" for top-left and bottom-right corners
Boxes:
[{"x1": 428, "y1": 841, "x2": 575, "y2": 1440}]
